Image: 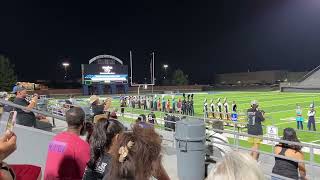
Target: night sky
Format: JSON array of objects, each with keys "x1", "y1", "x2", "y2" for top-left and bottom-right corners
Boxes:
[{"x1": 1, "y1": 0, "x2": 320, "y2": 84}]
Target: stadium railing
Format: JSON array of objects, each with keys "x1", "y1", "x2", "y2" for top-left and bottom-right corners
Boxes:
[{"x1": 3, "y1": 97, "x2": 319, "y2": 179}]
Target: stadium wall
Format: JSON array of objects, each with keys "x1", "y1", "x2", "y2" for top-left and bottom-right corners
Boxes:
[
  {"x1": 215, "y1": 70, "x2": 287, "y2": 85},
  {"x1": 215, "y1": 71, "x2": 305, "y2": 85}
]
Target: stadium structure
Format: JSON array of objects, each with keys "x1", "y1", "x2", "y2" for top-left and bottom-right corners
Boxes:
[
  {"x1": 81, "y1": 54, "x2": 129, "y2": 95},
  {"x1": 281, "y1": 65, "x2": 320, "y2": 92}
]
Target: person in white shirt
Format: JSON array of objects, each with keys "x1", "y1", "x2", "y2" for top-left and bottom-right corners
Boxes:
[
  {"x1": 307, "y1": 104, "x2": 316, "y2": 131},
  {"x1": 204, "y1": 99, "x2": 208, "y2": 118}
]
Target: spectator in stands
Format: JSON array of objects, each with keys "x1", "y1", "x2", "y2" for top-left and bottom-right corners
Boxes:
[
  {"x1": 83, "y1": 118, "x2": 125, "y2": 180},
  {"x1": 148, "y1": 111, "x2": 157, "y2": 125},
  {"x1": 11, "y1": 82, "x2": 21, "y2": 95},
  {"x1": 135, "y1": 114, "x2": 153, "y2": 129},
  {"x1": 207, "y1": 151, "x2": 264, "y2": 180},
  {"x1": 296, "y1": 104, "x2": 304, "y2": 130},
  {"x1": 68, "y1": 95, "x2": 76, "y2": 105},
  {"x1": 207, "y1": 120, "x2": 232, "y2": 158},
  {"x1": 307, "y1": 104, "x2": 316, "y2": 131},
  {"x1": 272, "y1": 128, "x2": 306, "y2": 180},
  {"x1": 106, "y1": 125, "x2": 169, "y2": 180},
  {"x1": 13, "y1": 86, "x2": 38, "y2": 127},
  {"x1": 247, "y1": 100, "x2": 265, "y2": 161},
  {"x1": 90, "y1": 95, "x2": 111, "y2": 116},
  {"x1": 44, "y1": 107, "x2": 90, "y2": 179}
]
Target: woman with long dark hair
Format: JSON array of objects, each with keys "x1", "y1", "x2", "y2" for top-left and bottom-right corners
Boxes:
[
  {"x1": 106, "y1": 125, "x2": 170, "y2": 180},
  {"x1": 272, "y1": 128, "x2": 306, "y2": 180},
  {"x1": 83, "y1": 118, "x2": 125, "y2": 180}
]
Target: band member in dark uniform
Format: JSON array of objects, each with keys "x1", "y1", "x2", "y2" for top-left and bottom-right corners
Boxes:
[
  {"x1": 232, "y1": 101, "x2": 237, "y2": 113},
  {"x1": 182, "y1": 93, "x2": 186, "y2": 115},
  {"x1": 186, "y1": 94, "x2": 191, "y2": 115},
  {"x1": 190, "y1": 94, "x2": 194, "y2": 116},
  {"x1": 217, "y1": 98, "x2": 223, "y2": 119}
]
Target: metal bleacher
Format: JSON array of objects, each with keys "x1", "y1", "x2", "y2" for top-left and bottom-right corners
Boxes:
[{"x1": 281, "y1": 65, "x2": 320, "y2": 92}]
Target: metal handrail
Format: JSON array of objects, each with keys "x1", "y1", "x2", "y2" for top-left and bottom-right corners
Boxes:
[
  {"x1": 0, "y1": 99, "x2": 66, "y2": 120},
  {"x1": 297, "y1": 65, "x2": 320, "y2": 82}
]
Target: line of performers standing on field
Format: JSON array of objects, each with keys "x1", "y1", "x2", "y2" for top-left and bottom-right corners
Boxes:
[
  {"x1": 203, "y1": 97, "x2": 237, "y2": 120},
  {"x1": 120, "y1": 93, "x2": 195, "y2": 116}
]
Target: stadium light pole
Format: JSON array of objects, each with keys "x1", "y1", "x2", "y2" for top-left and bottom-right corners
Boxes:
[
  {"x1": 62, "y1": 62, "x2": 70, "y2": 79},
  {"x1": 163, "y1": 64, "x2": 168, "y2": 79}
]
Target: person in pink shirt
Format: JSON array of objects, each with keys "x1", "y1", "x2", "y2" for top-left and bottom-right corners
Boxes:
[{"x1": 44, "y1": 107, "x2": 90, "y2": 180}]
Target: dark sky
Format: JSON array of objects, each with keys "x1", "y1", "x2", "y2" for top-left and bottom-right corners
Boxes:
[{"x1": 1, "y1": 0, "x2": 320, "y2": 84}]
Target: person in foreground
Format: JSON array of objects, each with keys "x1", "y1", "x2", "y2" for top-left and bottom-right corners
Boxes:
[
  {"x1": 206, "y1": 151, "x2": 265, "y2": 180},
  {"x1": 83, "y1": 118, "x2": 125, "y2": 180},
  {"x1": 247, "y1": 100, "x2": 265, "y2": 160},
  {"x1": 44, "y1": 107, "x2": 90, "y2": 180},
  {"x1": 272, "y1": 128, "x2": 306, "y2": 180},
  {"x1": 106, "y1": 125, "x2": 170, "y2": 180},
  {"x1": 0, "y1": 130, "x2": 17, "y2": 180}
]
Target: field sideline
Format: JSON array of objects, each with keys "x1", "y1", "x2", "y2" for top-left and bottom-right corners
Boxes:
[{"x1": 114, "y1": 91, "x2": 320, "y2": 144}]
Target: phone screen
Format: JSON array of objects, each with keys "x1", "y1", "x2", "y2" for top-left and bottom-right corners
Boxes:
[{"x1": 5, "y1": 111, "x2": 17, "y2": 131}]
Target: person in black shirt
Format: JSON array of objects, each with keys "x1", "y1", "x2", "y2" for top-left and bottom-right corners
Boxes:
[
  {"x1": 90, "y1": 95, "x2": 111, "y2": 117},
  {"x1": 83, "y1": 118, "x2": 125, "y2": 180},
  {"x1": 272, "y1": 128, "x2": 306, "y2": 180},
  {"x1": 13, "y1": 86, "x2": 38, "y2": 127},
  {"x1": 247, "y1": 100, "x2": 265, "y2": 160}
]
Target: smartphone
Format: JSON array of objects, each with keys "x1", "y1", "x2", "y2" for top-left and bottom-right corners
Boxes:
[{"x1": 5, "y1": 111, "x2": 17, "y2": 131}]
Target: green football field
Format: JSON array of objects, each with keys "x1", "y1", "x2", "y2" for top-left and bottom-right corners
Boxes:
[{"x1": 114, "y1": 91, "x2": 320, "y2": 144}]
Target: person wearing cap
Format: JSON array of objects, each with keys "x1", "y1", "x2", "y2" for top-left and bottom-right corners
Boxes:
[
  {"x1": 307, "y1": 104, "x2": 316, "y2": 131},
  {"x1": 11, "y1": 82, "x2": 21, "y2": 94},
  {"x1": 90, "y1": 95, "x2": 111, "y2": 117},
  {"x1": 247, "y1": 100, "x2": 265, "y2": 161},
  {"x1": 13, "y1": 86, "x2": 39, "y2": 127}
]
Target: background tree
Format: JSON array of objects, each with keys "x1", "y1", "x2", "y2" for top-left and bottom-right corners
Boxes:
[
  {"x1": 0, "y1": 55, "x2": 17, "y2": 91},
  {"x1": 171, "y1": 69, "x2": 188, "y2": 85}
]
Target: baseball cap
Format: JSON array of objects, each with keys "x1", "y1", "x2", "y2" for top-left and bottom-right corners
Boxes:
[
  {"x1": 89, "y1": 95, "x2": 99, "y2": 104},
  {"x1": 251, "y1": 100, "x2": 259, "y2": 105},
  {"x1": 12, "y1": 86, "x2": 26, "y2": 94}
]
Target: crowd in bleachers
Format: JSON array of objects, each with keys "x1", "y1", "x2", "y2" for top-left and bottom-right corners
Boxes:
[{"x1": 0, "y1": 104, "x2": 308, "y2": 179}]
